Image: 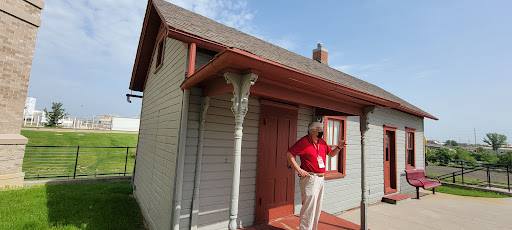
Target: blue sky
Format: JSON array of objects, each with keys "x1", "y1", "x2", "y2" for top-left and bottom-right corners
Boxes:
[{"x1": 28, "y1": 0, "x2": 512, "y2": 144}]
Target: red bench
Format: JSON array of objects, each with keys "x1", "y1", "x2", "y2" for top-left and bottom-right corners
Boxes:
[{"x1": 404, "y1": 169, "x2": 442, "y2": 199}]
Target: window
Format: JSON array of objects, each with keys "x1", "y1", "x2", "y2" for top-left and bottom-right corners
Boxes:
[
  {"x1": 154, "y1": 37, "x2": 165, "y2": 72},
  {"x1": 323, "y1": 116, "x2": 347, "y2": 178},
  {"x1": 406, "y1": 128, "x2": 415, "y2": 169}
]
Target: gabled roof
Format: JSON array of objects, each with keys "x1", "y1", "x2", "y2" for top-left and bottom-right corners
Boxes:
[{"x1": 134, "y1": 0, "x2": 436, "y2": 120}]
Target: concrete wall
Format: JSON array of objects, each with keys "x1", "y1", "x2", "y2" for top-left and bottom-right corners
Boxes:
[
  {"x1": 0, "y1": 0, "x2": 44, "y2": 188},
  {"x1": 133, "y1": 36, "x2": 187, "y2": 230}
]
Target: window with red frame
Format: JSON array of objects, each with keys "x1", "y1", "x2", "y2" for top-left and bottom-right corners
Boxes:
[
  {"x1": 406, "y1": 128, "x2": 415, "y2": 168},
  {"x1": 155, "y1": 38, "x2": 164, "y2": 71},
  {"x1": 323, "y1": 116, "x2": 347, "y2": 176}
]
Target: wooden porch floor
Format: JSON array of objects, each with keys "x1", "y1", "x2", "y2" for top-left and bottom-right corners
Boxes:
[{"x1": 239, "y1": 212, "x2": 361, "y2": 230}]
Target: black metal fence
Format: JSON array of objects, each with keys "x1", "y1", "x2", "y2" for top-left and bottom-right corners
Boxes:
[
  {"x1": 426, "y1": 159, "x2": 510, "y2": 192},
  {"x1": 23, "y1": 146, "x2": 136, "y2": 180}
]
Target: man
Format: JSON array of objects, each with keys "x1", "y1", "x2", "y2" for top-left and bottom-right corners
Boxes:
[{"x1": 286, "y1": 121, "x2": 347, "y2": 230}]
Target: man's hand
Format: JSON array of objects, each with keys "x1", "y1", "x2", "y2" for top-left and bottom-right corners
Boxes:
[
  {"x1": 337, "y1": 140, "x2": 347, "y2": 149},
  {"x1": 298, "y1": 168, "x2": 312, "y2": 177},
  {"x1": 286, "y1": 152, "x2": 311, "y2": 177}
]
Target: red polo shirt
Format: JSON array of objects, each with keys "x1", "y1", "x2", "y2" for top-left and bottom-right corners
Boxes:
[{"x1": 288, "y1": 136, "x2": 332, "y2": 173}]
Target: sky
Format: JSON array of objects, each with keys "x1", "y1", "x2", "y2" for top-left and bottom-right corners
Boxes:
[{"x1": 27, "y1": 0, "x2": 512, "y2": 144}]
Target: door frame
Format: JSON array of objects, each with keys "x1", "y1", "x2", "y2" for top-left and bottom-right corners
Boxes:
[
  {"x1": 383, "y1": 125, "x2": 398, "y2": 194},
  {"x1": 254, "y1": 100, "x2": 298, "y2": 224}
]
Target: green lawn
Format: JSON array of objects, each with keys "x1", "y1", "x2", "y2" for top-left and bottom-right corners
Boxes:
[
  {"x1": 21, "y1": 130, "x2": 138, "y2": 178},
  {"x1": 21, "y1": 130, "x2": 138, "y2": 146},
  {"x1": 0, "y1": 181, "x2": 145, "y2": 230},
  {"x1": 429, "y1": 184, "x2": 510, "y2": 198}
]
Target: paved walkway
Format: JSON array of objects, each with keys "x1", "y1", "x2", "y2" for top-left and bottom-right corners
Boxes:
[{"x1": 337, "y1": 192, "x2": 512, "y2": 230}]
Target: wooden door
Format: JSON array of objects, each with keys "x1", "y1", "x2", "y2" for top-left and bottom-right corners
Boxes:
[
  {"x1": 384, "y1": 127, "x2": 397, "y2": 194},
  {"x1": 255, "y1": 101, "x2": 298, "y2": 223}
]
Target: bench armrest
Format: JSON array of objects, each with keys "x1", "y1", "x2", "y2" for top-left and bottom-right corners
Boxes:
[{"x1": 432, "y1": 176, "x2": 441, "y2": 183}]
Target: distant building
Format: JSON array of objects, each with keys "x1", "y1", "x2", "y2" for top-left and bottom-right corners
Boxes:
[
  {"x1": 111, "y1": 117, "x2": 140, "y2": 132},
  {"x1": 24, "y1": 97, "x2": 36, "y2": 117}
]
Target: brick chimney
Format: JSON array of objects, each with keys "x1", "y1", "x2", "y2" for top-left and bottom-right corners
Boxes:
[{"x1": 312, "y1": 42, "x2": 328, "y2": 64}]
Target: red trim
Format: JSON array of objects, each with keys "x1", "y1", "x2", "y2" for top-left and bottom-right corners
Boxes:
[
  {"x1": 143, "y1": 23, "x2": 166, "y2": 90},
  {"x1": 129, "y1": 0, "x2": 151, "y2": 90},
  {"x1": 153, "y1": 35, "x2": 165, "y2": 74},
  {"x1": 179, "y1": 49, "x2": 437, "y2": 120},
  {"x1": 167, "y1": 28, "x2": 226, "y2": 53},
  {"x1": 259, "y1": 99, "x2": 300, "y2": 111},
  {"x1": 383, "y1": 125, "x2": 398, "y2": 194},
  {"x1": 406, "y1": 128, "x2": 416, "y2": 169},
  {"x1": 187, "y1": 43, "x2": 196, "y2": 77},
  {"x1": 323, "y1": 116, "x2": 347, "y2": 178},
  {"x1": 383, "y1": 124, "x2": 398, "y2": 129}
]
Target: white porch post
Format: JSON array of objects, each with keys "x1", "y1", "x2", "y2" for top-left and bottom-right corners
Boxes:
[
  {"x1": 225, "y1": 72, "x2": 258, "y2": 230},
  {"x1": 360, "y1": 107, "x2": 375, "y2": 230}
]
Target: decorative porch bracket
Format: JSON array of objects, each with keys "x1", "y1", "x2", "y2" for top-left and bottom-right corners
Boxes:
[
  {"x1": 225, "y1": 72, "x2": 258, "y2": 230},
  {"x1": 359, "y1": 106, "x2": 375, "y2": 230}
]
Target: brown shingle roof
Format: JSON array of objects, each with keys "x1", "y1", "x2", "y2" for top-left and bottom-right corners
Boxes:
[{"x1": 152, "y1": 0, "x2": 435, "y2": 119}]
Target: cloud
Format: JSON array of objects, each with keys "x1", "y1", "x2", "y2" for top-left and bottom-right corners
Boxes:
[
  {"x1": 28, "y1": 0, "x2": 295, "y2": 117},
  {"x1": 168, "y1": 0, "x2": 255, "y2": 34},
  {"x1": 332, "y1": 58, "x2": 391, "y2": 75},
  {"x1": 269, "y1": 35, "x2": 299, "y2": 51}
]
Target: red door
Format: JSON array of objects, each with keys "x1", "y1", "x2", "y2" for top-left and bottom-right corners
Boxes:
[
  {"x1": 384, "y1": 126, "x2": 397, "y2": 194},
  {"x1": 255, "y1": 101, "x2": 298, "y2": 223}
]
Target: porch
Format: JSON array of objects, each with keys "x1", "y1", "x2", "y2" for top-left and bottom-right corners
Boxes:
[{"x1": 240, "y1": 212, "x2": 361, "y2": 230}]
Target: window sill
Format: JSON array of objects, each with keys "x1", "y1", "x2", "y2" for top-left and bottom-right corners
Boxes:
[
  {"x1": 325, "y1": 172, "x2": 345, "y2": 180},
  {"x1": 153, "y1": 64, "x2": 163, "y2": 74}
]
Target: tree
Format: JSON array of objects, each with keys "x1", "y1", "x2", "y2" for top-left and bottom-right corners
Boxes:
[
  {"x1": 444, "y1": 140, "x2": 458, "y2": 147},
  {"x1": 44, "y1": 102, "x2": 67, "y2": 127},
  {"x1": 498, "y1": 152, "x2": 512, "y2": 167},
  {"x1": 453, "y1": 147, "x2": 476, "y2": 162},
  {"x1": 483, "y1": 133, "x2": 508, "y2": 153}
]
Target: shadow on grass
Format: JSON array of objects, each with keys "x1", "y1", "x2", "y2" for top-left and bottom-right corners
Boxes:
[{"x1": 45, "y1": 181, "x2": 145, "y2": 229}]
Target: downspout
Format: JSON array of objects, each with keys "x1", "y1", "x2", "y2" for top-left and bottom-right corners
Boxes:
[
  {"x1": 190, "y1": 96, "x2": 210, "y2": 230},
  {"x1": 360, "y1": 107, "x2": 375, "y2": 230},
  {"x1": 172, "y1": 89, "x2": 190, "y2": 230}
]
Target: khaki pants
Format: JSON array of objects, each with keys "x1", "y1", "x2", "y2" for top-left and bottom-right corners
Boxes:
[{"x1": 299, "y1": 174, "x2": 324, "y2": 230}]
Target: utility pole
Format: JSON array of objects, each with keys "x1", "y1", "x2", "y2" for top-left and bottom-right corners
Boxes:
[{"x1": 474, "y1": 128, "x2": 477, "y2": 152}]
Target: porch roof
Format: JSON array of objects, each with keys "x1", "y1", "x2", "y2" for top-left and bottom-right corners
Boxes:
[{"x1": 129, "y1": 0, "x2": 437, "y2": 120}]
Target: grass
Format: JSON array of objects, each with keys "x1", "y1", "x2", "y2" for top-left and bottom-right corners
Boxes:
[
  {"x1": 427, "y1": 173, "x2": 509, "y2": 186},
  {"x1": 21, "y1": 130, "x2": 138, "y2": 146},
  {"x1": 21, "y1": 130, "x2": 138, "y2": 178},
  {"x1": 429, "y1": 184, "x2": 510, "y2": 198},
  {"x1": 0, "y1": 181, "x2": 145, "y2": 230}
]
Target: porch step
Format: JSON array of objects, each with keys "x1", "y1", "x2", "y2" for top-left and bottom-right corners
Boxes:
[{"x1": 382, "y1": 193, "x2": 411, "y2": 204}]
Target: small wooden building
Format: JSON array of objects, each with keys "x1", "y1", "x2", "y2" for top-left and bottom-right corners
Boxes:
[{"x1": 128, "y1": 0, "x2": 437, "y2": 229}]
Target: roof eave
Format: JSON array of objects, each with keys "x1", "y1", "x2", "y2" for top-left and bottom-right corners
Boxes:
[{"x1": 181, "y1": 49, "x2": 438, "y2": 120}]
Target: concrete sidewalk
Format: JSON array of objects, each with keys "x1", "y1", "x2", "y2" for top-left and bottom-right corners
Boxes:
[{"x1": 337, "y1": 192, "x2": 512, "y2": 230}]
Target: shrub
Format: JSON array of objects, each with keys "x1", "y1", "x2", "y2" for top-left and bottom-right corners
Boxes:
[{"x1": 498, "y1": 152, "x2": 512, "y2": 167}]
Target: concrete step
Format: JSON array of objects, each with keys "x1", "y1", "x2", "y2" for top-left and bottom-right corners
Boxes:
[{"x1": 381, "y1": 193, "x2": 411, "y2": 204}]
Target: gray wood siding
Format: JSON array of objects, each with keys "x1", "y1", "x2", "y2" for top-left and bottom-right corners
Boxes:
[
  {"x1": 180, "y1": 93, "x2": 260, "y2": 230},
  {"x1": 293, "y1": 108, "x2": 425, "y2": 215},
  {"x1": 133, "y1": 37, "x2": 187, "y2": 230}
]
